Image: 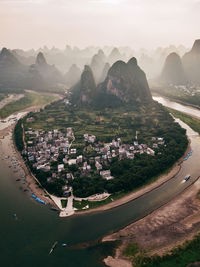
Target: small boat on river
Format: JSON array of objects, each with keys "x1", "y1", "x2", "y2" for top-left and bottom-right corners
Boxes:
[
  {"x1": 49, "y1": 241, "x2": 58, "y2": 254},
  {"x1": 184, "y1": 174, "x2": 191, "y2": 182}
]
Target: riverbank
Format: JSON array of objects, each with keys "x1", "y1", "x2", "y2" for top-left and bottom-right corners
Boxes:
[
  {"x1": 152, "y1": 92, "x2": 200, "y2": 112},
  {"x1": 1, "y1": 103, "x2": 192, "y2": 218},
  {"x1": 103, "y1": 175, "x2": 200, "y2": 267},
  {"x1": 0, "y1": 91, "x2": 59, "y2": 119},
  {"x1": 75, "y1": 142, "x2": 191, "y2": 215},
  {"x1": 0, "y1": 94, "x2": 24, "y2": 112},
  {"x1": 151, "y1": 91, "x2": 200, "y2": 110},
  {"x1": 102, "y1": 106, "x2": 200, "y2": 267},
  {"x1": 0, "y1": 94, "x2": 63, "y2": 210}
]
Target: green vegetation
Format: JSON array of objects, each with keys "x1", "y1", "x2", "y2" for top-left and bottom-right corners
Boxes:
[
  {"x1": 0, "y1": 93, "x2": 7, "y2": 102},
  {"x1": 121, "y1": 109, "x2": 200, "y2": 267},
  {"x1": 0, "y1": 87, "x2": 25, "y2": 94},
  {"x1": 138, "y1": 233, "x2": 200, "y2": 267},
  {"x1": 168, "y1": 108, "x2": 200, "y2": 134},
  {"x1": 73, "y1": 197, "x2": 112, "y2": 210},
  {"x1": 73, "y1": 191, "x2": 130, "y2": 210},
  {"x1": 123, "y1": 242, "x2": 139, "y2": 257},
  {"x1": 22, "y1": 98, "x2": 188, "y2": 198},
  {"x1": 14, "y1": 119, "x2": 24, "y2": 152},
  {"x1": 151, "y1": 86, "x2": 200, "y2": 108},
  {"x1": 61, "y1": 199, "x2": 68, "y2": 208},
  {"x1": 0, "y1": 91, "x2": 58, "y2": 118}
]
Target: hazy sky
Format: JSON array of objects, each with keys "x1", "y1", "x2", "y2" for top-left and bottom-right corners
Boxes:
[{"x1": 0, "y1": 0, "x2": 200, "y2": 50}]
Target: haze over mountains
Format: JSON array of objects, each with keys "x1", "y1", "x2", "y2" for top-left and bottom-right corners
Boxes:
[
  {"x1": 160, "y1": 53, "x2": 186, "y2": 85},
  {"x1": 0, "y1": 48, "x2": 64, "y2": 91},
  {"x1": 159, "y1": 39, "x2": 200, "y2": 85},
  {"x1": 0, "y1": 40, "x2": 200, "y2": 94},
  {"x1": 182, "y1": 40, "x2": 200, "y2": 84},
  {"x1": 70, "y1": 57, "x2": 152, "y2": 107}
]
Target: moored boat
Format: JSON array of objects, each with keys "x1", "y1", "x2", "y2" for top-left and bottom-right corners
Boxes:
[
  {"x1": 49, "y1": 241, "x2": 58, "y2": 254},
  {"x1": 184, "y1": 174, "x2": 191, "y2": 181}
]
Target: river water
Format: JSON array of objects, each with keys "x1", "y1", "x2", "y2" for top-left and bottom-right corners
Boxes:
[{"x1": 0, "y1": 98, "x2": 200, "y2": 267}]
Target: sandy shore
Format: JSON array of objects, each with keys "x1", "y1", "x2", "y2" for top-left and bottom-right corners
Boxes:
[
  {"x1": 103, "y1": 176, "x2": 200, "y2": 266},
  {"x1": 0, "y1": 94, "x2": 24, "y2": 112},
  {"x1": 0, "y1": 104, "x2": 61, "y2": 210},
  {"x1": 102, "y1": 148, "x2": 200, "y2": 265}
]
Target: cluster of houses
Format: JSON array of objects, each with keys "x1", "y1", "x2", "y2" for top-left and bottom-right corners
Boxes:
[
  {"x1": 24, "y1": 128, "x2": 75, "y2": 196},
  {"x1": 172, "y1": 84, "x2": 200, "y2": 96},
  {"x1": 24, "y1": 127, "x2": 166, "y2": 191}
]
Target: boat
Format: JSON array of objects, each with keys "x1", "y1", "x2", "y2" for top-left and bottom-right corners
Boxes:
[
  {"x1": 62, "y1": 243, "x2": 67, "y2": 247},
  {"x1": 31, "y1": 193, "x2": 46, "y2": 205},
  {"x1": 49, "y1": 241, "x2": 58, "y2": 254},
  {"x1": 184, "y1": 174, "x2": 191, "y2": 181},
  {"x1": 184, "y1": 150, "x2": 193, "y2": 161}
]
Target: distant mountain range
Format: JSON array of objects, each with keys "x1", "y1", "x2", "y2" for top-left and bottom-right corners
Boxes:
[
  {"x1": 1, "y1": 40, "x2": 200, "y2": 94},
  {"x1": 159, "y1": 39, "x2": 200, "y2": 85},
  {"x1": 70, "y1": 57, "x2": 152, "y2": 108},
  {"x1": 0, "y1": 47, "x2": 123, "y2": 93},
  {"x1": 0, "y1": 48, "x2": 65, "y2": 92}
]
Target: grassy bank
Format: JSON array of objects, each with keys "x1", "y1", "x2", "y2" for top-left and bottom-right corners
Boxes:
[
  {"x1": 151, "y1": 87, "x2": 200, "y2": 109},
  {"x1": 0, "y1": 93, "x2": 7, "y2": 102},
  {"x1": 73, "y1": 190, "x2": 130, "y2": 210},
  {"x1": 123, "y1": 234, "x2": 200, "y2": 267},
  {"x1": 168, "y1": 108, "x2": 200, "y2": 134},
  {"x1": 139, "y1": 233, "x2": 200, "y2": 267},
  {"x1": 122, "y1": 110, "x2": 200, "y2": 267},
  {"x1": 0, "y1": 92, "x2": 59, "y2": 118}
]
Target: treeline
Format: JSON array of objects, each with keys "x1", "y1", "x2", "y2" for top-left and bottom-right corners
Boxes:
[
  {"x1": 26, "y1": 161, "x2": 66, "y2": 197},
  {"x1": 72, "y1": 124, "x2": 188, "y2": 197},
  {"x1": 23, "y1": 98, "x2": 189, "y2": 198},
  {"x1": 14, "y1": 119, "x2": 24, "y2": 152},
  {"x1": 140, "y1": 234, "x2": 200, "y2": 267},
  {"x1": 0, "y1": 87, "x2": 25, "y2": 94},
  {"x1": 72, "y1": 176, "x2": 105, "y2": 198}
]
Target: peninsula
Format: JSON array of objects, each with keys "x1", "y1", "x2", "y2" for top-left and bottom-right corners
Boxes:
[{"x1": 14, "y1": 58, "x2": 188, "y2": 215}]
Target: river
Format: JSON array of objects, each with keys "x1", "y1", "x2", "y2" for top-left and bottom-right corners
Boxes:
[{"x1": 0, "y1": 98, "x2": 200, "y2": 267}]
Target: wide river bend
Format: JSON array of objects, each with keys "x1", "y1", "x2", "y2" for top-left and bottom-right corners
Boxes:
[{"x1": 0, "y1": 97, "x2": 200, "y2": 267}]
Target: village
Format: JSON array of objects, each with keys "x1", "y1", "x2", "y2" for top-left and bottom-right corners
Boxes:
[{"x1": 24, "y1": 125, "x2": 165, "y2": 198}]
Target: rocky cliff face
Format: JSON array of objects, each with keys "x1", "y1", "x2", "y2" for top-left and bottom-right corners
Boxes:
[
  {"x1": 160, "y1": 52, "x2": 186, "y2": 85},
  {"x1": 71, "y1": 65, "x2": 96, "y2": 104},
  {"x1": 97, "y1": 57, "x2": 152, "y2": 104},
  {"x1": 182, "y1": 39, "x2": 200, "y2": 84}
]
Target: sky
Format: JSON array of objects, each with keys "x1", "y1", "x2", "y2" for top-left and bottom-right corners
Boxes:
[{"x1": 0, "y1": 0, "x2": 200, "y2": 50}]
